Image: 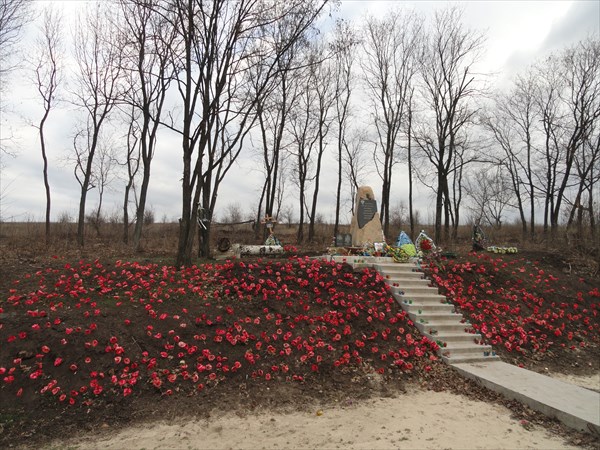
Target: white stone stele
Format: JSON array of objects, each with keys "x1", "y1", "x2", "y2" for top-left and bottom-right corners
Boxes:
[{"x1": 350, "y1": 186, "x2": 385, "y2": 246}]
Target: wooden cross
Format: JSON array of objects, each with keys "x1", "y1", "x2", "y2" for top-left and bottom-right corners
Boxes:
[{"x1": 261, "y1": 215, "x2": 277, "y2": 235}]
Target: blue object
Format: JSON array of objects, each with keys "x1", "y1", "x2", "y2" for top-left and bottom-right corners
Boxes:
[{"x1": 395, "y1": 231, "x2": 413, "y2": 247}]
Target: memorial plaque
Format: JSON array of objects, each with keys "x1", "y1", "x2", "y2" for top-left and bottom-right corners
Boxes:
[
  {"x1": 357, "y1": 198, "x2": 377, "y2": 229},
  {"x1": 344, "y1": 233, "x2": 352, "y2": 246},
  {"x1": 335, "y1": 233, "x2": 353, "y2": 247}
]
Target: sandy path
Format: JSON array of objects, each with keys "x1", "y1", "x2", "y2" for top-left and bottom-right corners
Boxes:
[
  {"x1": 53, "y1": 388, "x2": 582, "y2": 450},
  {"x1": 548, "y1": 372, "x2": 600, "y2": 392}
]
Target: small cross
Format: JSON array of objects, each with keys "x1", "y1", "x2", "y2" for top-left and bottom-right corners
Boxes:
[{"x1": 261, "y1": 215, "x2": 277, "y2": 235}]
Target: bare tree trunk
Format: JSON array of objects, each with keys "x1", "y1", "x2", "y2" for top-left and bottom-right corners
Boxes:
[
  {"x1": 122, "y1": 113, "x2": 139, "y2": 245},
  {"x1": 40, "y1": 120, "x2": 51, "y2": 244},
  {"x1": 435, "y1": 170, "x2": 444, "y2": 244},
  {"x1": 123, "y1": 182, "x2": 132, "y2": 244},
  {"x1": 307, "y1": 143, "x2": 323, "y2": 242},
  {"x1": 33, "y1": 7, "x2": 61, "y2": 246},
  {"x1": 132, "y1": 163, "x2": 150, "y2": 248},
  {"x1": 255, "y1": 180, "x2": 267, "y2": 239},
  {"x1": 72, "y1": 5, "x2": 122, "y2": 247},
  {"x1": 407, "y1": 97, "x2": 414, "y2": 240},
  {"x1": 334, "y1": 126, "x2": 343, "y2": 237},
  {"x1": 589, "y1": 180, "x2": 596, "y2": 240}
]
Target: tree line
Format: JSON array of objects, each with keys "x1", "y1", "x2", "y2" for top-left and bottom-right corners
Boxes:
[{"x1": 1, "y1": 0, "x2": 598, "y2": 265}]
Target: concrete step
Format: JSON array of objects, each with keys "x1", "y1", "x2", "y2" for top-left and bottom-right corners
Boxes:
[
  {"x1": 443, "y1": 354, "x2": 502, "y2": 364},
  {"x1": 441, "y1": 342, "x2": 495, "y2": 357},
  {"x1": 409, "y1": 312, "x2": 465, "y2": 325},
  {"x1": 414, "y1": 322, "x2": 474, "y2": 335},
  {"x1": 374, "y1": 263, "x2": 422, "y2": 274},
  {"x1": 452, "y1": 361, "x2": 600, "y2": 433},
  {"x1": 394, "y1": 292, "x2": 448, "y2": 304},
  {"x1": 403, "y1": 303, "x2": 455, "y2": 314},
  {"x1": 350, "y1": 263, "x2": 377, "y2": 271},
  {"x1": 385, "y1": 278, "x2": 431, "y2": 288},
  {"x1": 390, "y1": 286, "x2": 439, "y2": 296},
  {"x1": 426, "y1": 332, "x2": 484, "y2": 344},
  {"x1": 380, "y1": 267, "x2": 424, "y2": 274}
]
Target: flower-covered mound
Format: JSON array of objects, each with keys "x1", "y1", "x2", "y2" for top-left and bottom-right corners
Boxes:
[
  {"x1": 0, "y1": 256, "x2": 441, "y2": 445},
  {"x1": 426, "y1": 251, "x2": 600, "y2": 370}
]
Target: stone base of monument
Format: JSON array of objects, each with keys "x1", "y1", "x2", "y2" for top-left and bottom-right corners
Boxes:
[
  {"x1": 327, "y1": 246, "x2": 387, "y2": 257},
  {"x1": 325, "y1": 255, "x2": 395, "y2": 264},
  {"x1": 231, "y1": 244, "x2": 283, "y2": 257}
]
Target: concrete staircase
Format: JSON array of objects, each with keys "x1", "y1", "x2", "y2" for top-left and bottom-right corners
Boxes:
[
  {"x1": 375, "y1": 262, "x2": 500, "y2": 364},
  {"x1": 325, "y1": 255, "x2": 599, "y2": 433},
  {"x1": 327, "y1": 256, "x2": 500, "y2": 364}
]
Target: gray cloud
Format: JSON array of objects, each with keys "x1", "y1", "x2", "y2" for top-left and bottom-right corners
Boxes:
[
  {"x1": 541, "y1": 0, "x2": 599, "y2": 52},
  {"x1": 503, "y1": 0, "x2": 599, "y2": 79}
]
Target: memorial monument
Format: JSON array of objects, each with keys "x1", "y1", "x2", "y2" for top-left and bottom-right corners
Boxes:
[{"x1": 350, "y1": 186, "x2": 385, "y2": 246}]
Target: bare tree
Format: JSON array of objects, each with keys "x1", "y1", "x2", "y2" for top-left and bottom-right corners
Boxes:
[
  {"x1": 482, "y1": 71, "x2": 539, "y2": 240},
  {"x1": 465, "y1": 165, "x2": 514, "y2": 229},
  {"x1": 0, "y1": 0, "x2": 31, "y2": 161},
  {"x1": 121, "y1": 106, "x2": 141, "y2": 244},
  {"x1": 449, "y1": 134, "x2": 473, "y2": 239},
  {"x1": 158, "y1": 0, "x2": 329, "y2": 264},
  {"x1": 31, "y1": 6, "x2": 61, "y2": 245},
  {"x1": 71, "y1": 3, "x2": 124, "y2": 247},
  {"x1": 342, "y1": 128, "x2": 370, "y2": 215},
  {"x1": 88, "y1": 138, "x2": 118, "y2": 236},
  {"x1": 414, "y1": 6, "x2": 485, "y2": 243},
  {"x1": 0, "y1": 0, "x2": 31, "y2": 90},
  {"x1": 288, "y1": 59, "x2": 319, "y2": 244},
  {"x1": 361, "y1": 9, "x2": 422, "y2": 238},
  {"x1": 284, "y1": 40, "x2": 337, "y2": 244},
  {"x1": 280, "y1": 203, "x2": 295, "y2": 227},
  {"x1": 251, "y1": 18, "x2": 307, "y2": 234},
  {"x1": 273, "y1": 153, "x2": 289, "y2": 220},
  {"x1": 566, "y1": 119, "x2": 600, "y2": 237},
  {"x1": 481, "y1": 107, "x2": 529, "y2": 237},
  {"x1": 307, "y1": 41, "x2": 336, "y2": 243},
  {"x1": 331, "y1": 19, "x2": 357, "y2": 237},
  {"x1": 549, "y1": 38, "x2": 600, "y2": 235},
  {"x1": 118, "y1": 0, "x2": 175, "y2": 251},
  {"x1": 389, "y1": 200, "x2": 408, "y2": 229},
  {"x1": 221, "y1": 202, "x2": 243, "y2": 223},
  {"x1": 532, "y1": 39, "x2": 600, "y2": 238},
  {"x1": 534, "y1": 54, "x2": 564, "y2": 235},
  {"x1": 404, "y1": 86, "x2": 417, "y2": 240}
]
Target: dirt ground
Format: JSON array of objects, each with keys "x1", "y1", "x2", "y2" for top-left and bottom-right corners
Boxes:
[{"x1": 0, "y1": 230, "x2": 599, "y2": 449}]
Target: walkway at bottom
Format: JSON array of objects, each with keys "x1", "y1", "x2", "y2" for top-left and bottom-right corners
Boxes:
[{"x1": 452, "y1": 360, "x2": 600, "y2": 434}]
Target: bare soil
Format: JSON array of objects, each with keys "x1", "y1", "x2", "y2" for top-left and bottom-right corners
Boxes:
[{"x1": 0, "y1": 228, "x2": 598, "y2": 449}]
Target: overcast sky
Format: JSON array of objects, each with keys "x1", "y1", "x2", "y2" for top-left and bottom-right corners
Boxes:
[{"x1": 0, "y1": 0, "x2": 598, "y2": 225}]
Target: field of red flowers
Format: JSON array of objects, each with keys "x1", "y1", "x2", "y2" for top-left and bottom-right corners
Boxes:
[
  {"x1": 0, "y1": 248, "x2": 598, "y2": 448},
  {"x1": 426, "y1": 250, "x2": 600, "y2": 374},
  {"x1": 0, "y1": 255, "x2": 445, "y2": 446}
]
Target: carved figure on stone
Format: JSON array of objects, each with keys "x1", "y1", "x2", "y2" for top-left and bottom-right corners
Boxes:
[{"x1": 357, "y1": 194, "x2": 377, "y2": 229}]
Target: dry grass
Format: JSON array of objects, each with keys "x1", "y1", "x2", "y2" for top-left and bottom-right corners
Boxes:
[{"x1": 0, "y1": 220, "x2": 598, "y2": 275}]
